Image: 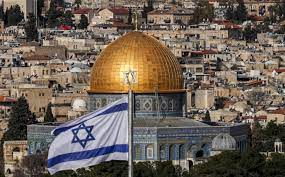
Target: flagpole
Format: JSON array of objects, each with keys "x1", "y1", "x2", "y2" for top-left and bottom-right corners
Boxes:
[{"x1": 128, "y1": 89, "x2": 133, "y2": 177}]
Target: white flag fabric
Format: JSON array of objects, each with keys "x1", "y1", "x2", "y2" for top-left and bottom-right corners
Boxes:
[{"x1": 47, "y1": 97, "x2": 128, "y2": 174}]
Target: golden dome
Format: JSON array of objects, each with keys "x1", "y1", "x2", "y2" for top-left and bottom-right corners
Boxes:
[{"x1": 90, "y1": 31, "x2": 183, "y2": 93}]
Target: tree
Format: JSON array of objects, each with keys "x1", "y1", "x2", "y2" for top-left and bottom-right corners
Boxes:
[
  {"x1": 190, "y1": 0, "x2": 215, "y2": 24},
  {"x1": 24, "y1": 13, "x2": 38, "y2": 42},
  {"x1": 0, "y1": 5, "x2": 4, "y2": 20},
  {"x1": 44, "y1": 103, "x2": 55, "y2": 122},
  {"x1": 243, "y1": 25, "x2": 257, "y2": 42},
  {"x1": 74, "y1": 0, "x2": 82, "y2": 9},
  {"x1": 78, "y1": 14, "x2": 89, "y2": 29},
  {"x1": 251, "y1": 121, "x2": 264, "y2": 151},
  {"x1": 215, "y1": 97, "x2": 227, "y2": 109},
  {"x1": 128, "y1": 8, "x2": 132, "y2": 25},
  {"x1": 62, "y1": 10, "x2": 74, "y2": 26},
  {"x1": 225, "y1": 4, "x2": 234, "y2": 21},
  {"x1": 14, "y1": 153, "x2": 46, "y2": 177},
  {"x1": 203, "y1": 110, "x2": 211, "y2": 122},
  {"x1": 142, "y1": 0, "x2": 154, "y2": 20},
  {"x1": 6, "y1": 5, "x2": 24, "y2": 26},
  {"x1": 235, "y1": 0, "x2": 247, "y2": 23},
  {"x1": 47, "y1": 3, "x2": 58, "y2": 28},
  {"x1": 37, "y1": 0, "x2": 45, "y2": 27},
  {"x1": 3, "y1": 96, "x2": 36, "y2": 141}
]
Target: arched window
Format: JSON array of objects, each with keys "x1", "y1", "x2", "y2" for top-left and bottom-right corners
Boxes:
[
  {"x1": 196, "y1": 150, "x2": 204, "y2": 158},
  {"x1": 169, "y1": 145, "x2": 175, "y2": 160},
  {"x1": 159, "y1": 145, "x2": 166, "y2": 160},
  {"x1": 146, "y1": 144, "x2": 154, "y2": 160},
  {"x1": 134, "y1": 144, "x2": 141, "y2": 160},
  {"x1": 179, "y1": 144, "x2": 185, "y2": 160}
]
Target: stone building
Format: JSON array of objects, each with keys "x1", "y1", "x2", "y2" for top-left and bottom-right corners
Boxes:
[
  {"x1": 87, "y1": 31, "x2": 249, "y2": 168},
  {"x1": 27, "y1": 31, "x2": 249, "y2": 169},
  {"x1": 10, "y1": 84, "x2": 52, "y2": 117},
  {"x1": 194, "y1": 89, "x2": 215, "y2": 109},
  {"x1": 3, "y1": 140, "x2": 28, "y2": 175}
]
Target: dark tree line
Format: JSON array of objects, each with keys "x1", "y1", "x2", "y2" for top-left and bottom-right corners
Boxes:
[
  {"x1": 12, "y1": 150, "x2": 285, "y2": 177},
  {"x1": 3, "y1": 97, "x2": 36, "y2": 141},
  {"x1": 0, "y1": 5, "x2": 24, "y2": 26},
  {"x1": 251, "y1": 121, "x2": 285, "y2": 152},
  {"x1": 191, "y1": 0, "x2": 215, "y2": 24},
  {"x1": 225, "y1": 0, "x2": 248, "y2": 24}
]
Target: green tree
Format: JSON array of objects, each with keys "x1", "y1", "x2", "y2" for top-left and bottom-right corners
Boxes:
[
  {"x1": 78, "y1": 14, "x2": 89, "y2": 29},
  {"x1": 37, "y1": 0, "x2": 45, "y2": 27},
  {"x1": 14, "y1": 153, "x2": 46, "y2": 177},
  {"x1": 190, "y1": 0, "x2": 215, "y2": 24},
  {"x1": 239, "y1": 149, "x2": 266, "y2": 177},
  {"x1": 3, "y1": 96, "x2": 36, "y2": 141},
  {"x1": 251, "y1": 121, "x2": 264, "y2": 151},
  {"x1": 225, "y1": 4, "x2": 234, "y2": 21},
  {"x1": 44, "y1": 103, "x2": 55, "y2": 122},
  {"x1": 0, "y1": 5, "x2": 4, "y2": 21},
  {"x1": 142, "y1": 0, "x2": 154, "y2": 19},
  {"x1": 24, "y1": 13, "x2": 38, "y2": 42},
  {"x1": 235, "y1": 0, "x2": 247, "y2": 23},
  {"x1": 47, "y1": 3, "x2": 58, "y2": 28},
  {"x1": 243, "y1": 25, "x2": 257, "y2": 42},
  {"x1": 74, "y1": 0, "x2": 82, "y2": 9},
  {"x1": 203, "y1": 110, "x2": 211, "y2": 122},
  {"x1": 128, "y1": 8, "x2": 132, "y2": 25},
  {"x1": 264, "y1": 153, "x2": 285, "y2": 177},
  {"x1": 62, "y1": 10, "x2": 74, "y2": 26},
  {"x1": 6, "y1": 5, "x2": 24, "y2": 26}
]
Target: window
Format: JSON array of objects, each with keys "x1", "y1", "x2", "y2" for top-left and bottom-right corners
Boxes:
[
  {"x1": 160, "y1": 145, "x2": 166, "y2": 160},
  {"x1": 134, "y1": 145, "x2": 141, "y2": 160},
  {"x1": 146, "y1": 144, "x2": 154, "y2": 159}
]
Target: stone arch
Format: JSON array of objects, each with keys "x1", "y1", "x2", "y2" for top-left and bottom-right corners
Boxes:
[{"x1": 6, "y1": 169, "x2": 11, "y2": 174}]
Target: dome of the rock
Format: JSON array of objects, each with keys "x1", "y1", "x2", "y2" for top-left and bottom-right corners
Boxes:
[{"x1": 90, "y1": 31, "x2": 183, "y2": 93}]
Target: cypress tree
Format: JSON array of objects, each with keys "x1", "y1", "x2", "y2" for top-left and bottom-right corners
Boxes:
[
  {"x1": 44, "y1": 103, "x2": 55, "y2": 122},
  {"x1": 3, "y1": 96, "x2": 36, "y2": 141},
  {"x1": 47, "y1": 3, "x2": 58, "y2": 28},
  {"x1": 7, "y1": 5, "x2": 24, "y2": 26},
  {"x1": 78, "y1": 14, "x2": 89, "y2": 29},
  {"x1": 203, "y1": 110, "x2": 211, "y2": 122},
  {"x1": 128, "y1": 8, "x2": 132, "y2": 25},
  {"x1": 235, "y1": 0, "x2": 247, "y2": 23},
  {"x1": 24, "y1": 13, "x2": 38, "y2": 42}
]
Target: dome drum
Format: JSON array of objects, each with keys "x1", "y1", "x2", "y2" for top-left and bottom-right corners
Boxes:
[{"x1": 88, "y1": 93, "x2": 186, "y2": 118}]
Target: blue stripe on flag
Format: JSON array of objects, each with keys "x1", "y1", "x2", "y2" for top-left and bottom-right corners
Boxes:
[
  {"x1": 47, "y1": 144, "x2": 128, "y2": 168},
  {"x1": 53, "y1": 103, "x2": 128, "y2": 136}
]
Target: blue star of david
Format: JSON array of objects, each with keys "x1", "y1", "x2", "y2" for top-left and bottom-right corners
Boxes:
[{"x1": 71, "y1": 122, "x2": 95, "y2": 148}]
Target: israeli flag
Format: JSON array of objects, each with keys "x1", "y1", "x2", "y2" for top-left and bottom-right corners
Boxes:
[{"x1": 47, "y1": 97, "x2": 128, "y2": 174}]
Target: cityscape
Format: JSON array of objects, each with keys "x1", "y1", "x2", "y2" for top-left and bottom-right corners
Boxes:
[{"x1": 0, "y1": 0, "x2": 284, "y2": 177}]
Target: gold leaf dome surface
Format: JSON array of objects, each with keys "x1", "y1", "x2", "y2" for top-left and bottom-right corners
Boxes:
[{"x1": 90, "y1": 31, "x2": 183, "y2": 93}]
